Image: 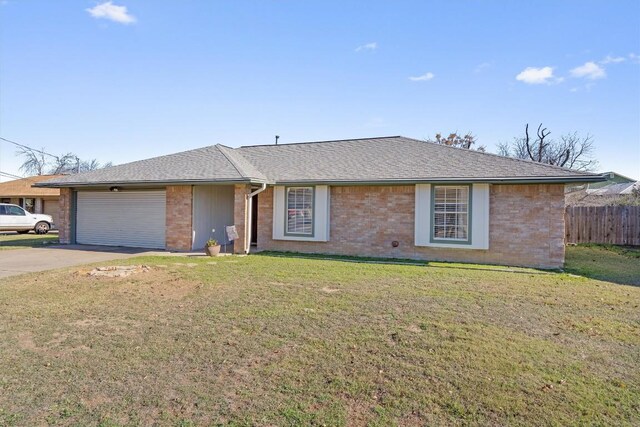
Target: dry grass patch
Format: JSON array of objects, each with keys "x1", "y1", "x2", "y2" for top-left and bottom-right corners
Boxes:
[
  {"x1": 0, "y1": 232, "x2": 59, "y2": 250},
  {"x1": 0, "y1": 248, "x2": 638, "y2": 426}
]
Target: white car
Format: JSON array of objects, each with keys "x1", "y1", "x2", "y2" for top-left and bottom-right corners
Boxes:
[{"x1": 0, "y1": 203, "x2": 54, "y2": 234}]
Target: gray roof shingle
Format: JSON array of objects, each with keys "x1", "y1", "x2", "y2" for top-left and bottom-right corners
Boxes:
[
  {"x1": 37, "y1": 145, "x2": 267, "y2": 186},
  {"x1": 37, "y1": 136, "x2": 602, "y2": 187},
  {"x1": 237, "y1": 136, "x2": 601, "y2": 183}
]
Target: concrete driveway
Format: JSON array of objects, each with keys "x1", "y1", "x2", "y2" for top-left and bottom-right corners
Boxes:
[{"x1": 0, "y1": 245, "x2": 155, "y2": 279}]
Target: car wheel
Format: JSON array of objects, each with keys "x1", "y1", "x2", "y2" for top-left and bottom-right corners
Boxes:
[
  {"x1": 35, "y1": 221, "x2": 50, "y2": 235},
  {"x1": 17, "y1": 230, "x2": 30, "y2": 234}
]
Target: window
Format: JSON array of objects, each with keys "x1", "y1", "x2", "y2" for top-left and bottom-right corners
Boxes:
[
  {"x1": 1, "y1": 205, "x2": 26, "y2": 216},
  {"x1": 432, "y1": 185, "x2": 470, "y2": 242},
  {"x1": 24, "y1": 198, "x2": 35, "y2": 213},
  {"x1": 273, "y1": 185, "x2": 329, "y2": 242},
  {"x1": 286, "y1": 187, "x2": 314, "y2": 235}
]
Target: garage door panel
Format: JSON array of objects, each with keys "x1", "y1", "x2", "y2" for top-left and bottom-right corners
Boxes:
[{"x1": 76, "y1": 191, "x2": 166, "y2": 249}]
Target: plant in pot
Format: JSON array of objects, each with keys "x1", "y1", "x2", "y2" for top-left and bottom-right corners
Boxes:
[{"x1": 205, "y1": 238, "x2": 221, "y2": 256}]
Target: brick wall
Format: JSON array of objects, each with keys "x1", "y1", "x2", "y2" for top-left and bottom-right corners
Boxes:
[
  {"x1": 58, "y1": 188, "x2": 72, "y2": 244},
  {"x1": 233, "y1": 184, "x2": 251, "y2": 254},
  {"x1": 256, "y1": 184, "x2": 566, "y2": 269},
  {"x1": 165, "y1": 185, "x2": 193, "y2": 251}
]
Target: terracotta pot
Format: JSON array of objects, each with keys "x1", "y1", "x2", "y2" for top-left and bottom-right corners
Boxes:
[{"x1": 205, "y1": 245, "x2": 221, "y2": 256}]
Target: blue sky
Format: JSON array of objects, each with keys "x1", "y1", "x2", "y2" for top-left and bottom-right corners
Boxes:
[{"x1": 1, "y1": 0, "x2": 639, "y2": 180}]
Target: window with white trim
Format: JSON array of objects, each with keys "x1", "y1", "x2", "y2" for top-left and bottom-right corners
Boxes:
[
  {"x1": 286, "y1": 187, "x2": 314, "y2": 235},
  {"x1": 432, "y1": 185, "x2": 470, "y2": 242}
]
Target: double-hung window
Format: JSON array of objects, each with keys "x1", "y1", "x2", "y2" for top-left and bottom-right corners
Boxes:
[
  {"x1": 432, "y1": 185, "x2": 470, "y2": 242},
  {"x1": 285, "y1": 187, "x2": 314, "y2": 236}
]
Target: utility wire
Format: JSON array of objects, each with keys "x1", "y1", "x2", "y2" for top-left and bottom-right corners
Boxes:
[
  {"x1": 0, "y1": 136, "x2": 59, "y2": 159},
  {"x1": 0, "y1": 170, "x2": 23, "y2": 179}
]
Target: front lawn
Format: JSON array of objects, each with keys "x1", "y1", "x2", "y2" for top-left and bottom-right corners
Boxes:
[
  {"x1": 0, "y1": 232, "x2": 59, "y2": 250},
  {"x1": 565, "y1": 244, "x2": 640, "y2": 286},
  {"x1": 0, "y1": 247, "x2": 638, "y2": 426}
]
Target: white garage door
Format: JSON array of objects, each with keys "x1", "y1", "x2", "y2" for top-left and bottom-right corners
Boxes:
[{"x1": 76, "y1": 191, "x2": 166, "y2": 249}]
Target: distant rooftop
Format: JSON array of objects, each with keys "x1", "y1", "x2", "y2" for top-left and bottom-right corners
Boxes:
[{"x1": 0, "y1": 175, "x2": 64, "y2": 197}]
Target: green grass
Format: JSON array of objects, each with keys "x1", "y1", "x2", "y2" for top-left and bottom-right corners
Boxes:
[
  {"x1": 565, "y1": 244, "x2": 640, "y2": 286},
  {"x1": 0, "y1": 246, "x2": 638, "y2": 426},
  {"x1": 0, "y1": 232, "x2": 59, "y2": 250}
]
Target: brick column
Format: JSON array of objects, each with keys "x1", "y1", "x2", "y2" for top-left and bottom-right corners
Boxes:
[
  {"x1": 166, "y1": 185, "x2": 193, "y2": 251},
  {"x1": 233, "y1": 184, "x2": 251, "y2": 254},
  {"x1": 58, "y1": 188, "x2": 72, "y2": 244}
]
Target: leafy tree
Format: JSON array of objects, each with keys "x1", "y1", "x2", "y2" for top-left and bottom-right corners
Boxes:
[
  {"x1": 497, "y1": 124, "x2": 598, "y2": 171},
  {"x1": 427, "y1": 132, "x2": 486, "y2": 152}
]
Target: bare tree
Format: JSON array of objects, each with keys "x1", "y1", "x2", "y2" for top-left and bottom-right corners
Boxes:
[
  {"x1": 17, "y1": 147, "x2": 112, "y2": 176},
  {"x1": 557, "y1": 132, "x2": 598, "y2": 171},
  {"x1": 497, "y1": 140, "x2": 528, "y2": 159},
  {"x1": 497, "y1": 124, "x2": 598, "y2": 171},
  {"x1": 49, "y1": 153, "x2": 79, "y2": 174},
  {"x1": 427, "y1": 132, "x2": 486, "y2": 152},
  {"x1": 16, "y1": 147, "x2": 47, "y2": 175},
  {"x1": 79, "y1": 159, "x2": 113, "y2": 172}
]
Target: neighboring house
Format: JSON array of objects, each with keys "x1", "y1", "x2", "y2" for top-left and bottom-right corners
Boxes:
[
  {"x1": 0, "y1": 175, "x2": 64, "y2": 224},
  {"x1": 586, "y1": 171, "x2": 636, "y2": 190},
  {"x1": 36, "y1": 136, "x2": 603, "y2": 268},
  {"x1": 566, "y1": 181, "x2": 639, "y2": 206},
  {"x1": 565, "y1": 171, "x2": 636, "y2": 193}
]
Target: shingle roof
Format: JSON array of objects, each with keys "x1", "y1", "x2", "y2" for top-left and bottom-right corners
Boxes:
[
  {"x1": 237, "y1": 136, "x2": 602, "y2": 183},
  {"x1": 587, "y1": 182, "x2": 638, "y2": 195},
  {"x1": 0, "y1": 175, "x2": 63, "y2": 196},
  {"x1": 37, "y1": 145, "x2": 267, "y2": 187},
  {"x1": 36, "y1": 136, "x2": 602, "y2": 188}
]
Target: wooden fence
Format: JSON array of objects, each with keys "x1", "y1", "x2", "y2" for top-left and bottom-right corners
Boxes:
[{"x1": 565, "y1": 205, "x2": 640, "y2": 246}]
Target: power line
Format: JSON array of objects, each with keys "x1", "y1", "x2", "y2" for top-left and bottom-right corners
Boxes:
[
  {"x1": 0, "y1": 136, "x2": 59, "y2": 159},
  {"x1": 0, "y1": 170, "x2": 23, "y2": 180}
]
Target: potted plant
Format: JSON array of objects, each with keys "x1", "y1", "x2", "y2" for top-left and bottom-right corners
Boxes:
[{"x1": 205, "y1": 238, "x2": 221, "y2": 256}]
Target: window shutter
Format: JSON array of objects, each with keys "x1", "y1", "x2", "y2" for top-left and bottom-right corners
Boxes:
[{"x1": 414, "y1": 184, "x2": 431, "y2": 246}]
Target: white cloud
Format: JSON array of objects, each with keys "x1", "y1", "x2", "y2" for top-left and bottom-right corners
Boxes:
[
  {"x1": 86, "y1": 1, "x2": 136, "y2": 24},
  {"x1": 600, "y1": 55, "x2": 626, "y2": 64},
  {"x1": 515, "y1": 66, "x2": 556, "y2": 84},
  {"x1": 570, "y1": 61, "x2": 606, "y2": 79},
  {"x1": 409, "y1": 72, "x2": 434, "y2": 82},
  {"x1": 355, "y1": 42, "x2": 377, "y2": 52}
]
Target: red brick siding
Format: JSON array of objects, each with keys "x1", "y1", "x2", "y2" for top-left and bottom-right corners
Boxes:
[
  {"x1": 165, "y1": 185, "x2": 193, "y2": 251},
  {"x1": 256, "y1": 184, "x2": 566, "y2": 269}
]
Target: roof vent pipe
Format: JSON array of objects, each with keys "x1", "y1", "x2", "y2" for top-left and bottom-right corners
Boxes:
[{"x1": 275, "y1": 135, "x2": 279, "y2": 145}]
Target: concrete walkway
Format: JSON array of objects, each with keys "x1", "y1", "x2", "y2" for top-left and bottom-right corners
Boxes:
[{"x1": 0, "y1": 245, "x2": 155, "y2": 279}]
